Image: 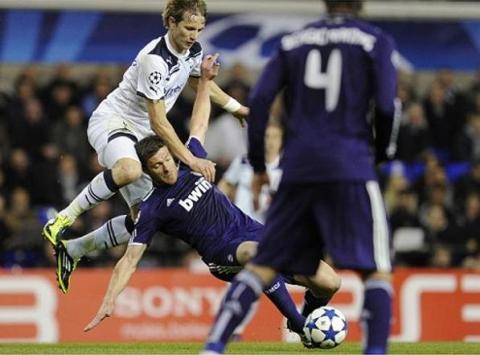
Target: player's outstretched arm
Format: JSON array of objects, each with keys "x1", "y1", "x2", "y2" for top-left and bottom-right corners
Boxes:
[
  {"x1": 84, "y1": 244, "x2": 147, "y2": 332},
  {"x1": 188, "y1": 77, "x2": 249, "y2": 127},
  {"x1": 147, "y1": 99, "x2": 216, "y2": 182},
  {"x1": 189, "y1": 54, "x2": 219, "y2": 144}
]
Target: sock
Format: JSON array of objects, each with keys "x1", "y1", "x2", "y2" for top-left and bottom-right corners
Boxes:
[
  {"x1": 301, "y1": 289, "x2": 333, "y2": 317},
  {"x1": 66, "y1": 215, "x2": 133, "y2": 260},
  {"x1": 60, "y1": 170, "x2": 120, "y2": 221},
  {"x1": 204, "y1": 270, "x2": 263, "y2": 354},
  {"x1": 264, "y1": 276, "x2": 305, "y2": 334},
  {"x1": 232, "y1": 301, "x2": 258, "y2": 338},
  {"x1": 361, "y1": 279, "x2": 392, "y2": 355}
]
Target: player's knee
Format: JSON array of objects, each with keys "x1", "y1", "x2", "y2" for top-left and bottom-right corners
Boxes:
[
  {"x1": 236, "y1": 241, "x2": 258, "y2": 265},
  {"x1": 326, "y1": 272, "x2": 341, "y2": 294},
  {"x1": 307, "y1": 261, "x2": 342, "y2": 296},
  {"x1": 113, "y1": 159, "x2": 142, "y2": 185}
]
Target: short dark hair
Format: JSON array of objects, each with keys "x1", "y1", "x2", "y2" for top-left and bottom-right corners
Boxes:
[
  {"x1": 162, "y1": 0, "x2": 208, "y2": 28},
  {"x1": 324, "y1": 0, "x2": 363, "y2": 14},
  {"x1": 135, "y1": 135, "x2": 165, "y2": 170}
]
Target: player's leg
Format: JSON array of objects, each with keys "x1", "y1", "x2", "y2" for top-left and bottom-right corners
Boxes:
[
  {"x1": 293, "y1": 260, "x2": 341, "y2": 317},
  {"x1": 204, "y1": 264, "x2": 277, "y2": 354},
  {"x1": 55, "y1": 209, "x2": 136, "y2": 294},
  {"x1": 361, "y1": 271, "x2": 392, "y2": 355},
  {"x1": 204, "y1": 183, "x2": 319, "y2": 354},
  {"x1": 62, "y1": 173, "x2": 152, "y2": 261},
  {"x1": 359, "y1": 181, "x2": 392, "y2": 355},
  {"x1": 43, "y1": 132, "x2": 142, "y2": 246},
  {"x1": 234, "y1": 240, "x2": 306, "y2": 333},
  {"x1": 314, "y1": 181, "x2": 392, "y2": 355},
  {"x1": 55, "y1": 175, "x2": 152, "y2": 293}
]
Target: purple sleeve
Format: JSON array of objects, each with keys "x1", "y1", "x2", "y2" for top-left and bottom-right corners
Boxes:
[
  {"x1": 186, "y1": 136, "x2": 208, "y2": 158},
  {"x1": 248, "y1": 49, "x2": 287, "y2": 173},
  {"x1": 130, "y1": 206, "x2": 159, "y2": 246},
  {"x1": 179, "y1": 136, "x2": 208, "y2": 171},
  {"x1": 372, "y1": 33, "x2": 397, "y2": 115},
  {"x1": 371, "y1": 33, "x2": 400, "y2": 162}
]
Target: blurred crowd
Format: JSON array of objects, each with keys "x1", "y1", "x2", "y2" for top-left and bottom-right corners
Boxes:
[{"x1": 1, "y1": 63, "x2": 480, "y2": 270}]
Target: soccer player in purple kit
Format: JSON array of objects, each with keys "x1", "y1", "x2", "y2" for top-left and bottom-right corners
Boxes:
[
  {"x1": 83, "y1": 54, "x2": 341, "y2": 340},
  {"x1": 203, "y1": 0, "x2": 400, "y2": 354}
]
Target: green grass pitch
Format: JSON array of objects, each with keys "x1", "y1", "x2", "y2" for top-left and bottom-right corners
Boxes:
[{"x1": 0, "y1": 342, "x2": 479, "y2": 354}]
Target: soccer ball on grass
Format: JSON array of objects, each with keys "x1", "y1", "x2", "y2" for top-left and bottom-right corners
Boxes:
[{"x1": 303, "y1": 306, "x2": 347, "y2": 349}]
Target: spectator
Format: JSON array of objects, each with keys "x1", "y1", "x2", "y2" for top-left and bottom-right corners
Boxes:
[
  {"x1": 8, "y1": 98, "x2": 50, "y2": 159},
  {"x1": 453, "y1": 113, "x2": 480, "y2": 161},
  {"x1": 390, "y1": 187, "x2": 421, "y2": 232},
  {"x1": 3, "y1": 188, "x2": 46, "y2": 267},
  {"x1": 81, "y1": 71, "x2": 113, "y2": 117},
  {"x1": 422, "y1": 204, "x2": 463, "y2": 266},
  {"x1": 0, "y1": 194, "x2": 11, "y2": 266},
  {"x1": 58, "y1": 154, "x2": 85, "y2": 204},
  {"x1": 52, "y1": 105, "x2": 90, "y2": 166},
  {"x1": 41, "y1": 64, "x2": 79, "y2": 122},
  {"x1": 397, "y1": 102, "x2": 431, "y2": 162},
  {"x1": 430, "y1": 245, "x2": 453, "y2": 268},
  {"x1": 4, "y1": 149, "x2": 33, "y2": 194},
  {"x1": 458, "y1": 192, "x2": 480, "y2": 258},
  {"x1": 454, "y1": 159, "x2": 480, "y2": 206},
  {"x1": 383, "y1": 174, "x2": 409, "y2": 214}
]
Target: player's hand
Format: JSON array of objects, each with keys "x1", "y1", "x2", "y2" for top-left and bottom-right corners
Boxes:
[
  {"x1": 201, "y1": 53, "x2": 220, "y2": 81},
  {"x1": 251, "y1": 172, "x2": 269, "y2": 211},
  {"x1": 232, "y1": 105, "x2": 249, "y2": 127},
  {"x1": 84, "y1": 300, "x2": 115, "y2": 332},
  {"x1": 190, "y1": 157, "x2": 216, "y2": 182}
]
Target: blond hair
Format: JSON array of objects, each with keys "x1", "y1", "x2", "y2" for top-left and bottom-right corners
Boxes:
[{"x1": 162, "y1": 0, "x2": 207, "y2": 28}]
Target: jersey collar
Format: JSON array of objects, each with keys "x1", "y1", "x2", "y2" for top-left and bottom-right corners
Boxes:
[{"x1": 165, "y1": 33, "x2": 190, "y2": 59}]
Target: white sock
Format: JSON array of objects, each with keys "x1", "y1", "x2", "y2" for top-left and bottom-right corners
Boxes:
[
  {"x1": 66, "y1": 215, "x2": 132, "y2": 260},
  {"x1": 60, "y1": 170, "x2": 120, "y2": 221}
]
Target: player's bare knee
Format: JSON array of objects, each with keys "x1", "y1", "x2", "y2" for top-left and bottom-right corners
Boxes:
[
  {"x1": 309, "y1": 260, "x2": 341, "y2": 295},
  {"x1": 236, "y1": 241, "x2": 258, "y2": 265},
  {"x1": 113, "y1": 159, "x2": 142, "y2": 185}
]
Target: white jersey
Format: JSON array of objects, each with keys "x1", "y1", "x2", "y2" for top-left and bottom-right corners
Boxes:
[
  {"x1": 222, "y1": 155, "x2": 282, "y2": 223},
  {"x1": 94, "y1": 34, "x2": 203, "y2": 138}
]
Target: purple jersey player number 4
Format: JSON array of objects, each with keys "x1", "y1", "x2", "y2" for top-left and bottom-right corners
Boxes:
[{"x1": 204, "y1": 1, "x2": 400, "y2": 354}]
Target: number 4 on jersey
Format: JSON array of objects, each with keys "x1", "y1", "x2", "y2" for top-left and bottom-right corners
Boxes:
[{"x1": 304, "y1": 49, "x2": 342, "y2": 112}]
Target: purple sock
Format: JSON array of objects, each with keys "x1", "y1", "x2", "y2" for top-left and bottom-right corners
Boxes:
[
  {"x1": 301, "y1": 289, "x2": 333, "y2": 317},
  {"x1": 204, "y1": 270, "x2": 263, "y2": 354},
  {"x1": 264, "y1": 276, "x2": 306, "y2": 334},
  {"x1": 361, "y1": 280, "x2": 392, "y2": 355}
]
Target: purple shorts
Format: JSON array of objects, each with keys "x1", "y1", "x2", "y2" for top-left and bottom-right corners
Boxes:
[
  {"x1": 252, "y1": 181, "x2": 392, "y2": 275},
  {"x1": 202, "y1": 223, "x2": 263, "y2": 282}
]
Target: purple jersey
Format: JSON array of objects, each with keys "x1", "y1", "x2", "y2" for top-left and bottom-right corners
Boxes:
[
  {"x1": 131, "y1": 137, "x2": 263, "y2": 262},
  {"x1": 248, "y1": 16, "x2": 398, "y2": 182}
]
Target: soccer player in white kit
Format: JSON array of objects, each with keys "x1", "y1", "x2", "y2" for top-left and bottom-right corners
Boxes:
[
  {"x1": 42, "y1": 0, "x2": 248, "y2": 293},
  {"x1": 219, "y1": 121, "x2": 283, "y2": 223}
]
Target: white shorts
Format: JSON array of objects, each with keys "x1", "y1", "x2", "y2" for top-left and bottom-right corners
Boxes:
[{"x1": 87, "y1": 110, "x2": 154, "y2": 207}]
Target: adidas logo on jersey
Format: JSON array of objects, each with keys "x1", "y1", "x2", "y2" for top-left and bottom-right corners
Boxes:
[
  {"x1": 179, "y1": 177, "x2": 212, "y2": 212},
  {"x1": 166, "y1": 198, "x2": 175, "y2": 207}
]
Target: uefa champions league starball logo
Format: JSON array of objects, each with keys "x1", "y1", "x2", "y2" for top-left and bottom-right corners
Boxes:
[{"x1": 148, "y1": 71, "x2": 162, "y2": 85}]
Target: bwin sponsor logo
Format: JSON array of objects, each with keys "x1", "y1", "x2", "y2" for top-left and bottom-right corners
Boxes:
[{"x1": 179, "y1": 178, "x2": 212, "y2": 212}]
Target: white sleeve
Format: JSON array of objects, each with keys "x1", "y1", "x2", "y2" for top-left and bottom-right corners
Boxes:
[
  {"x1": 136, "y1": 54, "x2": 169, "y2": 100},
  {"x1": 222, "y1": 156, "x2": 243, "y2": 185}
]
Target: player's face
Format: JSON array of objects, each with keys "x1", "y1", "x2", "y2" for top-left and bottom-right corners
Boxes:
[
  {"x1": 146, "y1": 147, "x2": 178, "y2": 185},
  {"x1": 168, "y1": 12, "x2": 206, "y2": 53},
  {"x1": 265, "y1": 125, "x2": 283, "y2": 156}
]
